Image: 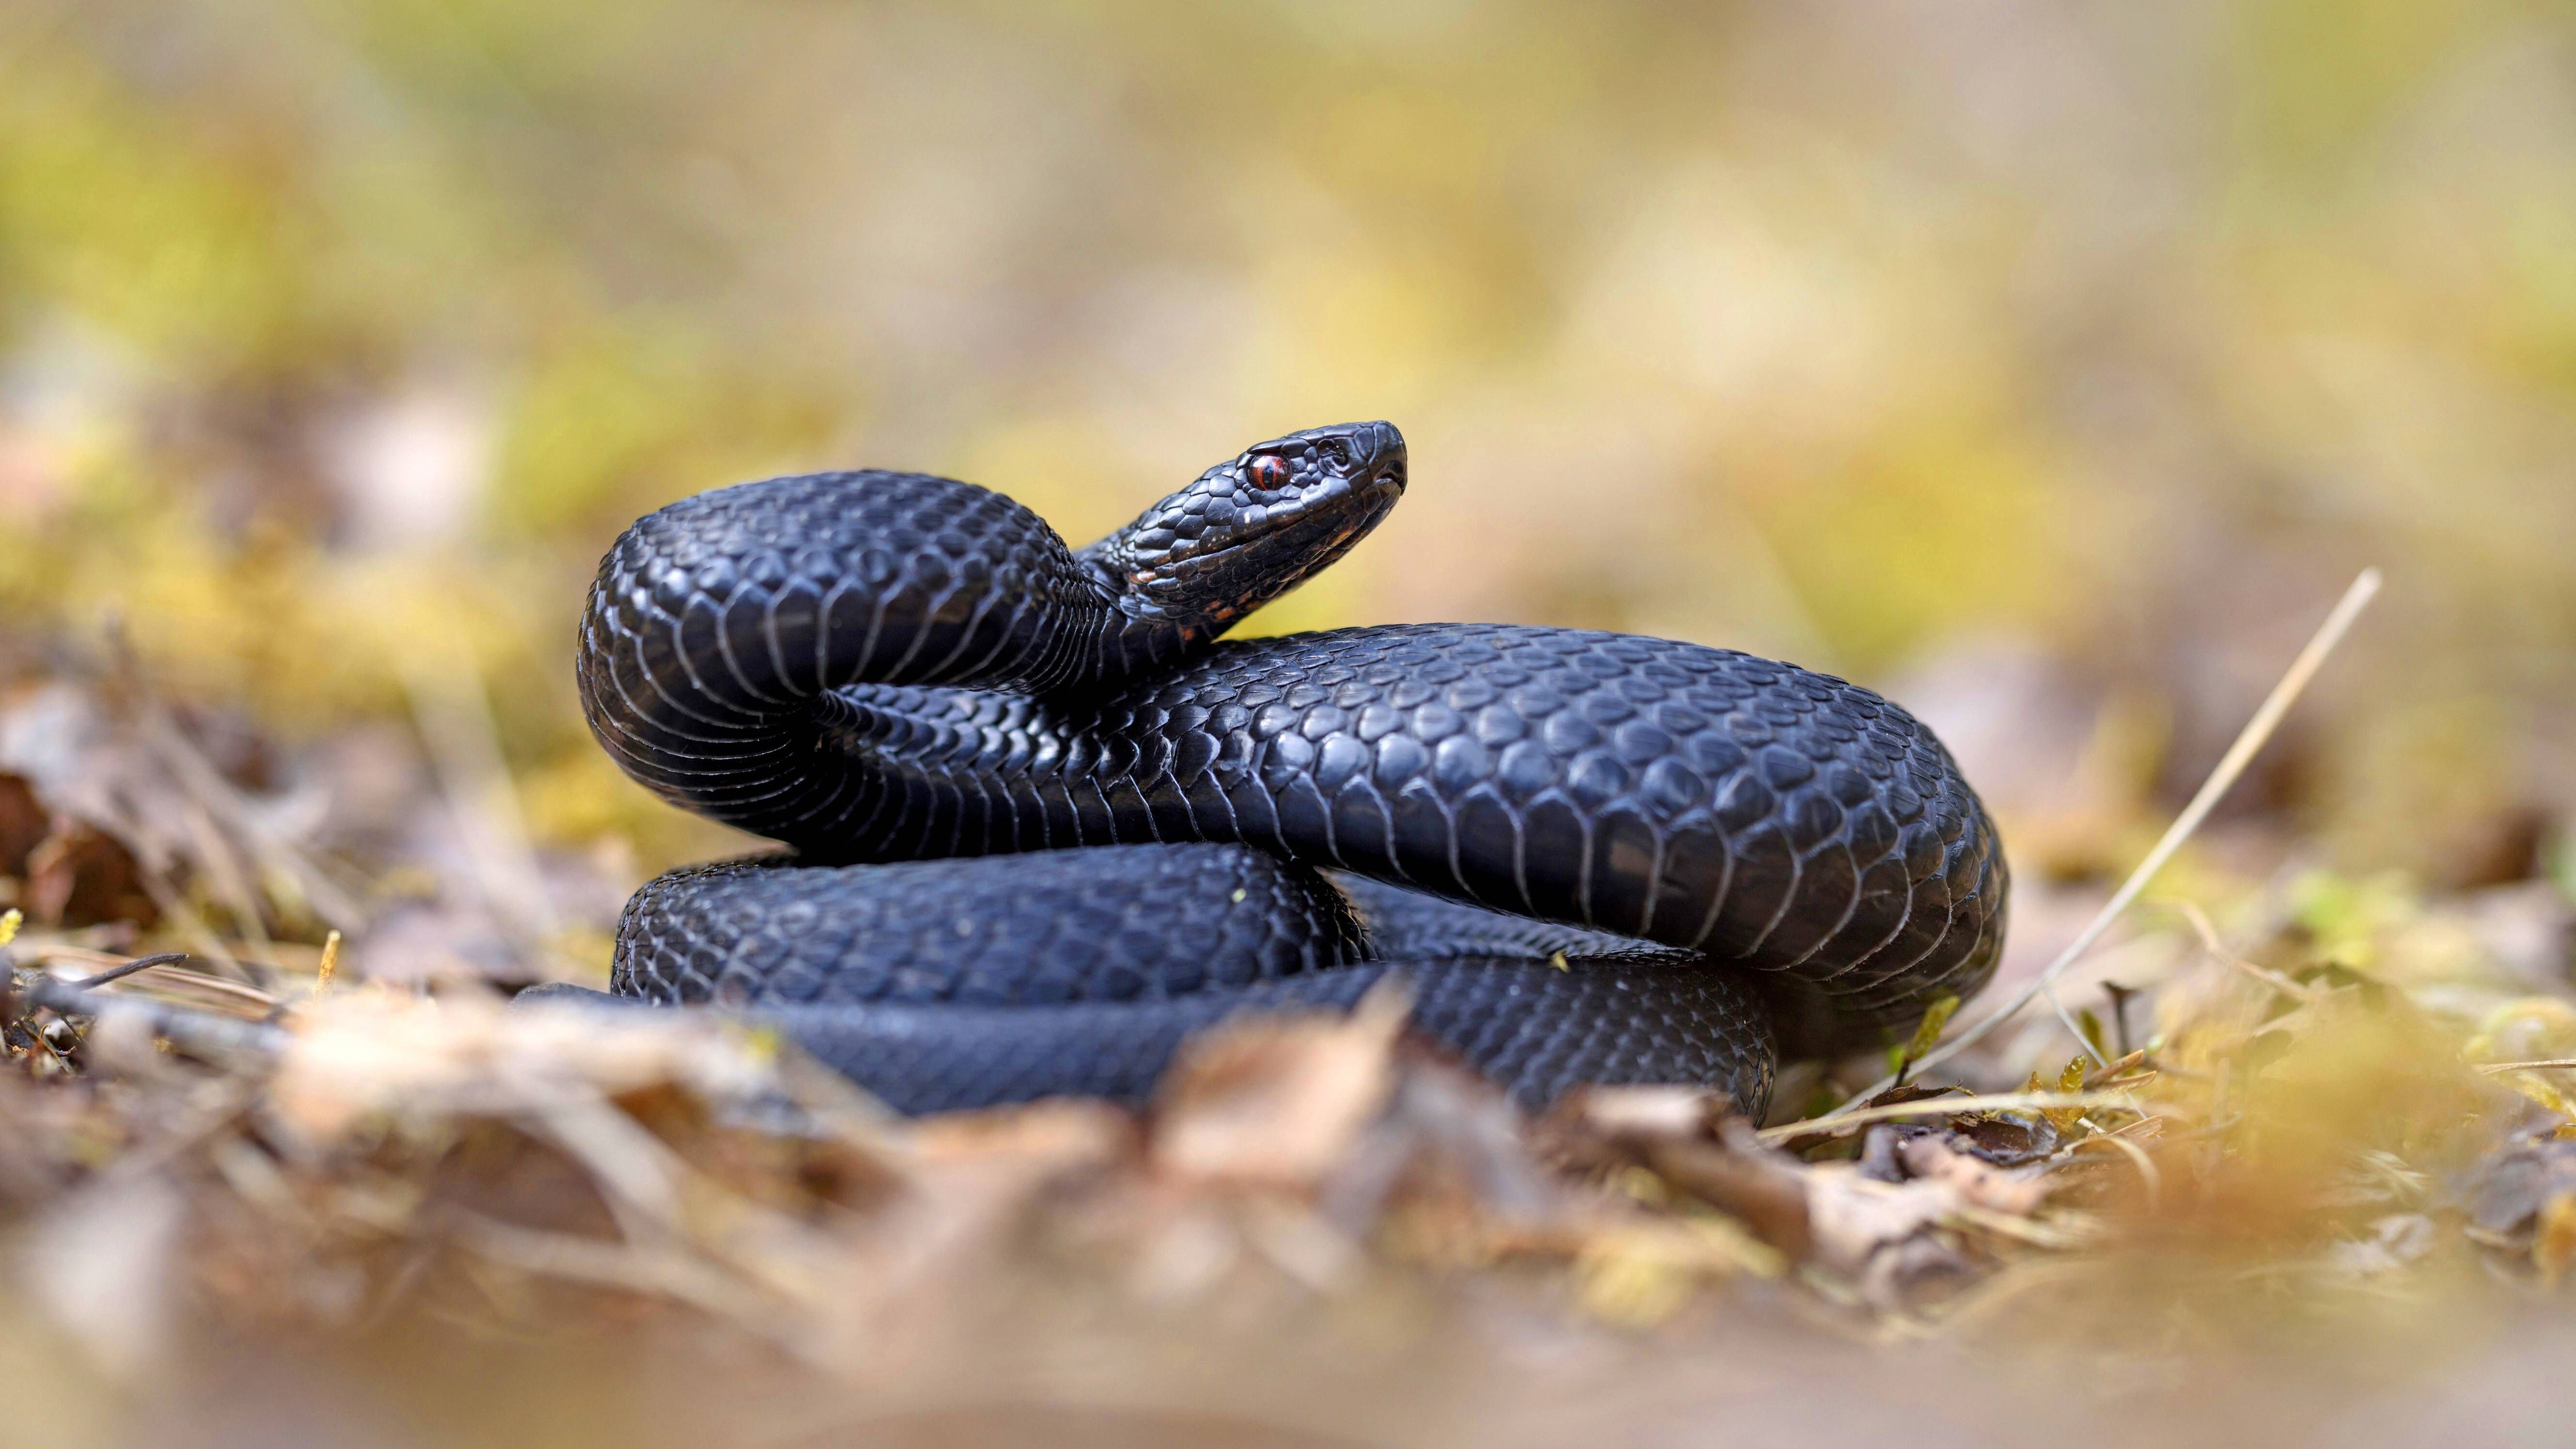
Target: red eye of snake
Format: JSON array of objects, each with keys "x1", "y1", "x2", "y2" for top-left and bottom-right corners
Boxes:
[{"x1": 1248, "y1": 455, "x2": 1290, "y2": 490}]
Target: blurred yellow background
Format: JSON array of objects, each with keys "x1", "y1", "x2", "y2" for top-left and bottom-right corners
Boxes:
[{"x1": 2, "y1": 0, "x2": 2570, "y2": 893}]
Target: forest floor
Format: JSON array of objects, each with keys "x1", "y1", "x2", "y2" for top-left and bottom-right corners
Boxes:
[{"x1": 4, "y1": 636, "x2": 2574, "y2": 1449}]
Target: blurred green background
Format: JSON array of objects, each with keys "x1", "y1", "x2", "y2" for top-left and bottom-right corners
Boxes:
[{"x1": 3, "y1": 0, "x2": 2571, "y2": 895}]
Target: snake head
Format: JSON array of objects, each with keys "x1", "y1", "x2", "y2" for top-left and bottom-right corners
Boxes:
[{"x1": 1088, "y1": 421, "x2": 1406, "y2": 639}]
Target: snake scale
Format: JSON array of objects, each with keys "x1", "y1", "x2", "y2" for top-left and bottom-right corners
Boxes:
[{"x1": 552, "y1": 421, "x2": 2007, "y2": 1116}]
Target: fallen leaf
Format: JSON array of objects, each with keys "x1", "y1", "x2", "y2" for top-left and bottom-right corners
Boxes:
[
  {"x1": 1898, "y1": 1133, "x2": 2052, "y2": 1215},
  {"x1": 1801, "y1": 1164, "x2": 1956, "y2": 1278},
  {"x1": 0, "y1": 771, "x2": 49, "y2": 875},
  {"x1": 1151, "y1": 985, "x2": 1406, "y2": 1190},
  {"x1": 1552, "y1": 1090, "x2": 1811, "y2": 1259},
  {"x1": 24, "y1": 819, "x2": 155, "y2": 929},
  {"x1": 267, "y1": 991, "x2": 780, "y2": 1145}
]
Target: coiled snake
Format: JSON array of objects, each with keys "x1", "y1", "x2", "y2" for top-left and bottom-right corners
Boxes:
[{"x1": 557, "y1": 422, "x2": 2006, "y2": 1116}]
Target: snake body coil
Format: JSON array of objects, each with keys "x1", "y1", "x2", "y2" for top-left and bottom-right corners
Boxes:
[{"x1": 572, "y1": 422, "x2": 2006, "y2": 1115}]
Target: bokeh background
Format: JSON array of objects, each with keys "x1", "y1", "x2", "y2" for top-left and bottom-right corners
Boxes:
[
  {"x1": 14, "y1": 9, "x2": 2576, "y2": 1445},
  {"x1": 4, "y1": 0, "x2": 2573, "y2": 960}
]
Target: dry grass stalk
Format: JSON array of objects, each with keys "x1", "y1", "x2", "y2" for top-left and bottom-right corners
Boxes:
[{"x1": 1811, "y1": 567, "x2": 2383, "y2": 1119}]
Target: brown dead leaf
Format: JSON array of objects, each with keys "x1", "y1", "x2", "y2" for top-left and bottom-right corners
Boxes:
[
  {"x1": 1150, "y1": 985, "x2": 1406, "y2": 1190},
  {"x1": 1650, "y1": 1128, "x2": 1810, "y2": 1259},
  {"x1": 1800, "y1": 1165, "x2": 1956, "y2": 1278},
  {"x1": 1544, "y1": 1088, "x2": 1814, "y2": 1259},
  {"x1": 0, "y1": 771, "x2": 49, "y2": 876},
  {"x1": 908, "y1": 1097, "x2": 1135, "y2": 1174},
  {"x1": 267, "y1": 992, "x2": 781, "y2": 1146},
  {"x1": 24, "y1": 819, "x2": 155, "y2": 928},
  {"x1": 1803, "y1": 1163, "x2": 1993, "y2": 1309},
  {"x1": 1945, "y1": 1111, "x2": 2062, "y2": 1166},
  {"x1": 1897, "y1": 1134, "x2": 2052, "y2": 1216},
  {"x1": 1319, "y1": 1055, "x2": 1556, "y2": 1249}
]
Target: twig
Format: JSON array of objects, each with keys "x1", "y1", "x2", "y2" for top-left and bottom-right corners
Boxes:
[
  {"x1": 61, "y1": 952, "x2": 191, "y2": 989},
  {"x1": 2476, "y1": 1059, "x2": 2576, "y2": 1075},
  {"x1": 2102, "y1": 982, "x2": 2143, "y2": 1058},
  {"x1": 63, "y1": 960, "x2": 282, "y2": 1014},
  {"x1": 11, "y1": 971, "x2": 283, "y2": 1063},
  {"x1": 1794, "y1": 568, "x2": 2380, "y2": 1128}
]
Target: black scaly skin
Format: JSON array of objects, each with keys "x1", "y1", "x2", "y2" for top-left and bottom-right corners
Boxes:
[{"x1": 572, "y1": 421, "x2": 2007, "y2": 1116}]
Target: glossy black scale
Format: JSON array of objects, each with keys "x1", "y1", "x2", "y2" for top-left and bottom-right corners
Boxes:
[{"x1": 569, "y1": 421, "x2": 2007, "y2": 1115}]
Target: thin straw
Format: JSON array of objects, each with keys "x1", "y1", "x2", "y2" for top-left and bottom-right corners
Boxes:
[{"x1": 1803, "y1": 567, "x2": 2382, "y2": 1123}]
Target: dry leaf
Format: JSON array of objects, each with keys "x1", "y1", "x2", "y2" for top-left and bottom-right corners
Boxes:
[
  {"x1": 1897, "y1": 1134, "x2": 2051, "y2": 1216},
  {"x1": 1549, "y1": 1089, "x2": 1812, "y2": 1259},
  {"x1": 267, "y1": 991, "x2": 778, "y2": 1145},
  {"x1": 24, "y1": 819, "x2": 154, "y2": 928},
  {"x1": 1150, "y1": 986, "x2": 1406, "y2": 1189},
  {"x1": 1800, "y1": 1164, "x2": 1956, "y2": 1278}
]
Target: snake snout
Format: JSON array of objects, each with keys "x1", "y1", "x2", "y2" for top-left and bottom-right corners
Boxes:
[
  {"x1": 1348, "y1": 419, "x2": 1404, "y2": 474},
  {"x1": 1350, "y1": 419, "x2": 1406, "y2": 498},
  {"x1": 1298, "y1": 419, "x2": 1405, "y2": 493}
]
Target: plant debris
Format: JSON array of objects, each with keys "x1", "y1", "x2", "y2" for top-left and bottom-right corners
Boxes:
[{"x1": 0, "y1": 665, "x2": 2571, "y2": 1445}]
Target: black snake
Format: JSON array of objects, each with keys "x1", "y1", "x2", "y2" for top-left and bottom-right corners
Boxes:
[{"x1": 552, "y1": 422, "x2": 2006, "y2": 1116}]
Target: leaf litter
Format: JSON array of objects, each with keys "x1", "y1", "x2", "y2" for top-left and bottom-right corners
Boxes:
[{"x1": 1, "y1": 639, "x2": 2574, "y2": 1445}]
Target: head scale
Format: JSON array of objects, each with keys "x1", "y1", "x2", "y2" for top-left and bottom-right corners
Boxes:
[{"x1": 1087, "y1": 421, "x2": 1406, "y2": 639}]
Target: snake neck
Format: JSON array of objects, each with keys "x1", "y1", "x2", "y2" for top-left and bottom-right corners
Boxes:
[{"x1": 1041, "y1": 555, "x2": 1213, "y2": 694}]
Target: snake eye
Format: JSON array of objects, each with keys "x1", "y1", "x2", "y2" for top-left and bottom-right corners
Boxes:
[{"x1": 1249, "y1": 455, "x2": 1291, "y2": 490}]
